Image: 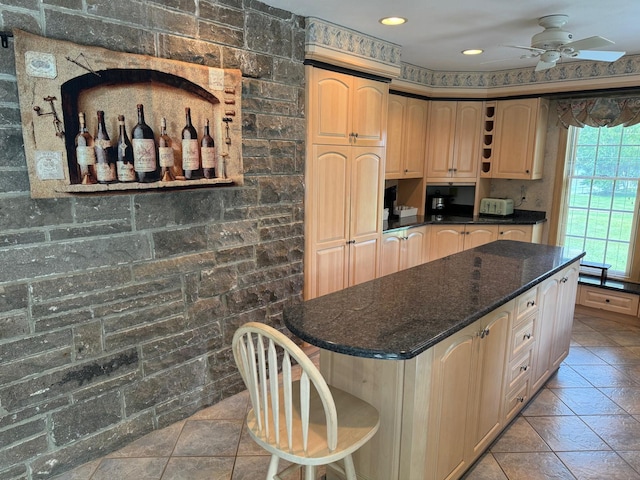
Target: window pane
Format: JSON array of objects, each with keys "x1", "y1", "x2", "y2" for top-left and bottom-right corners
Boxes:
[
  {"x1": 613, "y1": 182, "x2": 637, "y2": 211},
  {"x1": 594, "y1": 146, "x2": 619, "y2": 177},
  {"x1": 589, "y1": 180, "x2": 613, "y2": 207},
  {"x1": 566, "y1": 207, "x2": 586, "y2": 236},
  {"x1": 573, "y1": 145, "x2": 596, "y2": 176},
  {"x1": 604, "y1": 241, "x2": 630, "y2": 274},
  {"x1": 584, "y1": 238, "x2": 607, "y2": 263}
]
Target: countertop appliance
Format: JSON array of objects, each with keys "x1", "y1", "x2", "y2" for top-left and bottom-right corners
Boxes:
[
  {"x1": 427, "y1": 191, "x2": 453, "y2": 214},
  {"x1": 479, "y1": 198, "x2": 514, "y2": 216}
]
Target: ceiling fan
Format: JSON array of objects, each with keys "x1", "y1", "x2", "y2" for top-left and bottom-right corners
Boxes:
[{"x1": 505, "y1": 14, "x2": 626, "y2": 71}]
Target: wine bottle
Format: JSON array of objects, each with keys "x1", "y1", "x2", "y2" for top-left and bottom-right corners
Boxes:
[
  {"x1": 181, "y1": 107, "x2": 201, "y2": 179},
  {"x1": 116, "y1": 115, "x2": 136, "y2": 182},
  {"x1": 94, "y1": 110, "x2": 117, "y2": 184},
  {"x1": 201, "y1": 119, "x2": 216, "y2": 179},
  {"x1": 158, "y1": 117, "x2": 175, "y2": 182},
  {"x1": 131, "y1": 104, "x2": 159, "y2": 183},
  {"x1": 75, "y1": 112, "x2": 97, "y2": 184}
]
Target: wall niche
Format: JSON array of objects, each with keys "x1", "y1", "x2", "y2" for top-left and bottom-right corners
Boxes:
[{"x1": 14, "y1": 30, "x2": 243, "y2": 198}]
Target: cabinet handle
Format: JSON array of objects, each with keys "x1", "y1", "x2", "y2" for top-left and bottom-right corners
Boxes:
[
  {"x1": 500, "y1": 231, "x2": 504, "y2": 235},
  {"x1": 403, "y1": 236, "x2": 409, "y2": 241},
  {"x1": 517, "y1": 396, "x2": 525, "y2": 403},
  {"x1": 526, "y1": 300, "x2": 535, "y2": 307},
  {"x1": 346, "y1": 240, "x2": 356, "y2": 244},
  {"x1": 520, "y1": 365, "x2": 529, "y2": 372},
  {"x1": 560, "y1": 276, "x2": 568, "y2": 283},
  {"x1": 523, "y1": 333, "x2": 532, "y2": 340},
  {"x1": 453, "y1": 168, "x2": 458, "y2": 172},
  {"x1": 479, "y1": 327, "x2": 490, "y2": 338},
  {"x1": 525, "y1": 169, "x2": 530, "y2": 174},
  {"x1": 605, "y1": 298, "x2": 610, "y2": 303}
]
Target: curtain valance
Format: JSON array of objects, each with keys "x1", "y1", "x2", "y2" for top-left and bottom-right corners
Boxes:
[{"x1": 556, "y1": 96, "x2": 640, "y2": 128}]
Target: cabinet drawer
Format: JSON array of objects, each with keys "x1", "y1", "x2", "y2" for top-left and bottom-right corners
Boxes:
[
  {"x1": 504, "y1": 378, "x2": 530, "y2": 423},
  {"x1": 507, "y1": 348, "x2": 533, "y2": 390},
  {"x1": 511, "y1": 315, "x2": 535, "y2": 359},
  {"x1": 579, "y1": 286, "x2": 640, "y2": 316},
  {"x1": 515, "y1": 288, "x2": 538, "y2": 322}
]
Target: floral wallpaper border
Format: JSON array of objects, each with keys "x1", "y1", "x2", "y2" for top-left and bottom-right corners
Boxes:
[{"x1": 305, "y1": 17, "x2": 640, "y2": 89}]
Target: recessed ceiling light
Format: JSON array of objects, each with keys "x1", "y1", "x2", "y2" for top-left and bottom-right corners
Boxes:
[
  {"x1": 462, "y1": 49, "x2": 484, "y2": 55},
  {"x1": 379, "y1": 17, "x2": 407, "y2": 26}
]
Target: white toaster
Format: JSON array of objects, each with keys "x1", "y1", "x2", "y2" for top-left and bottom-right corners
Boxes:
[{"x1": 479, "y1": 198, "x2": 514, "y2": 216}]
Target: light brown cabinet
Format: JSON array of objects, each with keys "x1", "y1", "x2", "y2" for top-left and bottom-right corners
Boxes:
[
  {"x1": 430, "y1": 224, "x2": 498, "y2": 260},
  {"x1": 498, "y1": 224, "x2": 542, "y2": 243},
  {"x1": 578, "y1": 285, "x2": 640, "y2": 316},
  {"x1": 380, "y1": 225, "x2": 430, "y2": 277},
  {"x1": 426, "y1": 101, "x2": 483, "y2": 182},
  {"x1": 386, "y1": 95, "x2": 428, "y2": 179},
  {"x1": 305, "y1": 145, "x2": 384, "y2": 299},
  {"x1": 308, "y1": 67, "x2": 388, "y2": 147},
  {"x1": 492, "y1": 98, "x2": 549, "y2": 180}
]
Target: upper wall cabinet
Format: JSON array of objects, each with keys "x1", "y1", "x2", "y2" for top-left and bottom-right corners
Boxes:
[
  {"x1": 426, "y1": 101, "x2": 483, "y2": 183},
  {"x1": 492, "y1": 98, "x2": 549, "y2": 180},
  {"x1": 308, "y1": 68, "x2": 388, "y2": 147},
  {"x1": 386, "y1": 94, "x2": 428, "y2": 179}
]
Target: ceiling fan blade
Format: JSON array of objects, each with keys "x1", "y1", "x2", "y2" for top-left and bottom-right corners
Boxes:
[
  {"x1": 535, "y1": 60, "x2": 556, "y2": 72},
  {"x1": 504, "y1": 44, "x2": 545, "y2": 53},
  {"x1": 563, "y1": 35, "x2": 615, "y2": 51},
  {"x1": 573, "y1": 50, "x2": 626, "y2": 62}
]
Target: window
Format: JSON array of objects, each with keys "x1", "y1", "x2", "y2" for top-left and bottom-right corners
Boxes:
[{"x1": 559, "y1": 124, "x2": 640, "y2": 280}]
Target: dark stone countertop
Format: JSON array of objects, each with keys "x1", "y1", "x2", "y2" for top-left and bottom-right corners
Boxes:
[
  {"x1": 284, "y1": 241, "x2": 585, "y2": 360},
  {"x1": 384, "y1": 209, "x2": 547, "y2": 233}
]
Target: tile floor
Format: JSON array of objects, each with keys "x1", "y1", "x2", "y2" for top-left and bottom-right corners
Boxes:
[{"x1": 54, "y1": 308, "x2": 640, "y2": 480}]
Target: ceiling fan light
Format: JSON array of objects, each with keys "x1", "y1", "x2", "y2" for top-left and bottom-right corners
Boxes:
[
  {"x1": 379, "y1": 16, "x2": 407, "y2": 26},
  {"x1": 462, "y1": 49, "x2": 484, "y2": 55}
]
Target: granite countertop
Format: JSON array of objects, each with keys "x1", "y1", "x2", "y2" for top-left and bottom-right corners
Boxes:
[
  {"x1": 284, "y1": 241, "x2": 585, "y2": 360},
  {"x1": 384, "y1": 209, "x2": 547, "y2": 232}
]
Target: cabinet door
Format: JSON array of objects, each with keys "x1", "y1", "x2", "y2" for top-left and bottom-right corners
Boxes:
[
  {"x1": 531, "y1": 274, "x2": 560, "y2": 392},
  {"x1": 551, "y1": 263, "x2": 579, "y2": 369},
  {"x1": 426, "y1": 101, "x2": 456, "y2": 179},
  {"x1": 350, "y1": 238, "x2": 380, "y2": 287},
  {"x1": 309, "y1": 69, "x2": 352, "y2": 145},
  {"x1": 401, "y1": 226, "x2": 429, "y2": 270},
  {"x1": 427, "y1": 323, "x2": 477, "y2": 480},
  {"x1": 385, "y1": 95, "x2": 406, "y2": 178},
  {"x1": 380, "y1": 231, "x2": 403, "y2": 277},
  {"x1": 430, "y1": 225, "x2": 465, "y2": 260},
  {"x1": 305, "y1": 145, "x2": 351, "y2": 299},
  {"x1": 352, "y1": 77, "x2": 388, "y2": 147},
  {"x1": 464, "y1": 225, "x2": 498, "y2": 250},
  {"x1": 468, "y1": 307, "x2": 510, "y2": 458},
  {"x1": 498, "y1": 226, "x2": 532, "y2": 242},
  {"x1": 403, "y1": 98, "x2": 428, "y2": 178},
  {"x1": 493, "y1": 98, "x2": 546, "y2": 180},
  {"x1": 452, "y1": 102, "x2": 482, "y2": 179}
]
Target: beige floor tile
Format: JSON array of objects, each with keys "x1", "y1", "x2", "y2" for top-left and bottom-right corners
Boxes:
[
  {"x1": 231, "y1": 456, "x2": 303, "y2": 480},
  {"x1": 521, "y1": 388, "x2": 574, "y2": 417},
  {"x1": 587, "y1": 346, "x2": 640, "y2": 365},
  {"x1": 237, "y1": 421, "x2": 269, "y2": 456},
  {"x1": 190, "y1": 391, "x2": 250, "y2": 421},
  {"x1": 557, "y1": 451, "x2": 640, "y2": 479},
  {"x1": 545, "y1": 365, "x2": 593, "y2": 388},
  {"x1": 490, "y1": 417, "x2": 550, "y2": 453},
  {"x1": 108, "y1": 421, "x2": 185, "y2": 458},
  {"x1": 551, "y1": 387, "x2": 626, "y2": 415},
  {"x1": 572, "y1": 331, "x2": 618, "y2": 346},
  {"x1": 90, "y1": 457, "x2": 168, "y2": 480},
  {"x1": 563, "y1": 346, "x2": 609, "y2": 365},
  {"x1": 581, "y1": 415, "x2": 640, "y2": 451},
  {"x1": 601, "y1": 388, "x2": 640, "y2": 415},
  {"x1": 173, "y1": 420, "x2": 243, "y2": 457},
  {"x1": 571, "y1": 320, "x2": 597, "y2": 333},
  {"x1": 526, "y1": 415, "x2": 610, "y2": 451},
  {"x1": 49, "y1": 459, "x2": 101, "y2": 480},
  {"x1": 606, "y1": 332, "x2": 640, "y2": 347},
  {"x1": 493, "y1": 452, "x2": 574, "y2": 479},
  {"x1": 570, "y1": 364, "x2": 638, "y2": 388},
  {"x1": 618, "y1": 451, "x2": 640, "y2": 474},
  {"x1": 461, "y1": 453, "x2": 508, "y2": 480},
  {"x1": 616, "y1": 364, "x2": 640, "y2": 384},
  {"x1": 161, "y1": 456, "x2": 235, "y2": 480}
]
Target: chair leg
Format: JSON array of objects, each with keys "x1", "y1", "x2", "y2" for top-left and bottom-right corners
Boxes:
[
  {"x1": 304, "y1": 465, "x2": 316, "y2": 480},
  {"x1": 267, "y1": 454, "x2": 280, "y2": 480},
  {"x1": 344, "y1": 454, "x2": 356, "y2": 480}
]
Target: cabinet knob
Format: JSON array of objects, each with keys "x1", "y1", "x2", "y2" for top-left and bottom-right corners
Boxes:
[
  {"x1": 517, "y1": 396, "x2": 525, "y2": 403},
  {"x1": 520, "y1": 365, "x2": 529, "y2": 372},
  {"x1": 526, "y1": 169, "x2": 530, "y2": 174},
  {"x1": 561, "y1": 276, "x2": 568, "y2": 283},
  {"x1": 605, "y1": 298, "x2": 610, "y2": 303},
  {"x1": 479, "y1": 327, "x2": 491, "y2": 338},
  {"x1": 523, "y1": 333, "x2": 532, "y2": 340},
  {"x1": 526, "y1": 300, "x2": 535, "y2": 307}
]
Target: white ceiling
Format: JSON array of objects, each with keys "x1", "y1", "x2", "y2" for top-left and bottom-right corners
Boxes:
[{"x1": 262, "y1": 0, "x2": 640, "y2": 72}]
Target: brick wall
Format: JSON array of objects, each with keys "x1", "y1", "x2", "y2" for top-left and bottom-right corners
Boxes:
[{"x1": 0, "y1": 1, "x2": 305, "y2": 478}]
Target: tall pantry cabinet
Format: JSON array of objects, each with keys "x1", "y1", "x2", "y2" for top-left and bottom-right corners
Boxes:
[{"x1": 305, "y1": 66, "x2": 388, "y2": 299}]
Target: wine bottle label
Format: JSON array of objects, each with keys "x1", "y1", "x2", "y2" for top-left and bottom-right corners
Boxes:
[
  {"x1": 201, "y1": 147, "x2": 216, "y2": 168},
  {"x1": 95, "y1": 139, "x2": 112, "y2": 149},
  {"x1": 182, "y1": 139, "x2": 200, "y2": 170},
  {"x1": 117, "y1": 161, "x2": 136, "y2": 182},
  {"x1": 159, "y1": 146, "x2": 175, "y2": 168},
  {"x1": 76, "y1": 146, "x2": 96, "y2": 166},
  {"x1": 96, "y1": 162, "x2": 116, "y2": 182},
  {"x1": 132, "y1": 138, "x2": 157, "y2": 172}
]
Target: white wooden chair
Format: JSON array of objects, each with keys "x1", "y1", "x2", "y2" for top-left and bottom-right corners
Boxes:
[{"x1": 232, "y1": 322, "x2": 380, "y2": 480}]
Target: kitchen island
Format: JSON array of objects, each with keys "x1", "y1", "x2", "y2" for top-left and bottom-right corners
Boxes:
[{"x1": 284, "y1": 241, "x2": 584, "y2": 480}]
